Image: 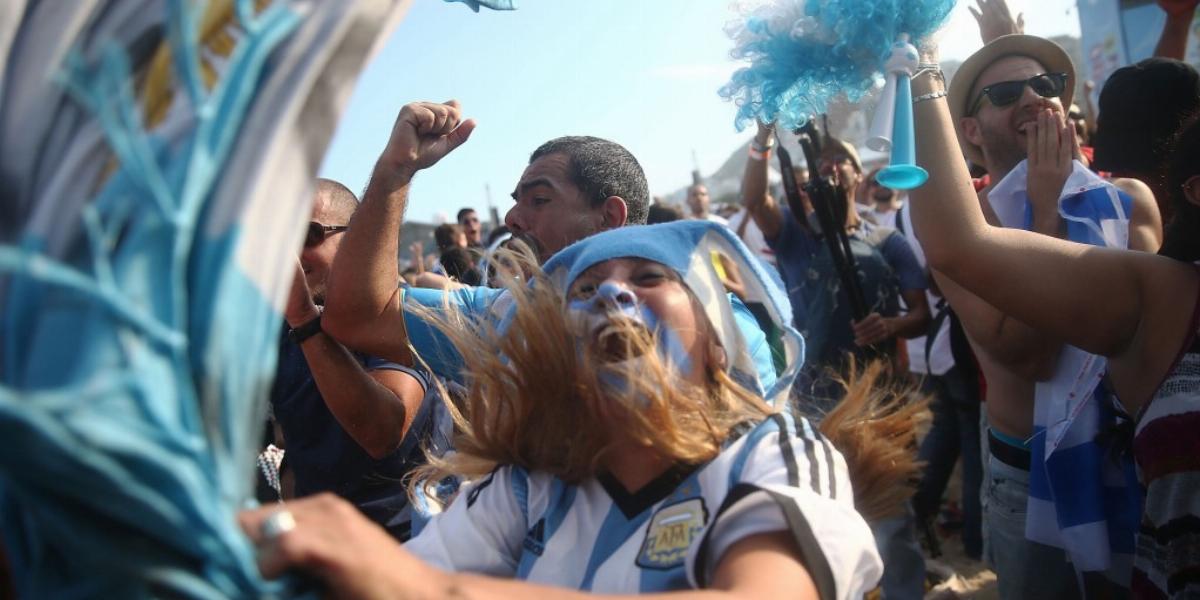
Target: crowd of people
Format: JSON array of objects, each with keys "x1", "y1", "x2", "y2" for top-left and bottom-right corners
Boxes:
[{"x1": 238, "y1": 0, "x2": 1200, "y2": 598}]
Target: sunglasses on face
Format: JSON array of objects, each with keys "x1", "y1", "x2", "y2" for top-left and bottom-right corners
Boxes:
[
  {"x1": 305, "y1": 222, "x2": 348, "y2": 248},
  {"x1": 968, "y1": 72, "x2": 1069, "y2": 115}
]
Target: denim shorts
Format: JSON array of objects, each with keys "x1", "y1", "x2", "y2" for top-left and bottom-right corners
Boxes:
[{"x1": 985, "y1": 451, "x2": 1082, "y2": 600}]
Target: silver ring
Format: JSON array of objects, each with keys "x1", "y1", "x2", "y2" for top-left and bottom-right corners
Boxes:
[{"x1": 260, "y1": 509, "x2": 297, "y2": 541}]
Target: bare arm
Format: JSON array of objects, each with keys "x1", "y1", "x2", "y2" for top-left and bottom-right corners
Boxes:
[
  {"x1": 298, "y1": 338, "x2": 426, "y2": 459},
  {"x1": 890, "y1": 288, "x2": 932, "y2": 340},
  {"x1": 1154, "y1": 0, "x2": 1198, "y2": 60},
  {"x1": 851, "y1": 289, "x2": 931, "y2": 348},
  {"x1": 741, "y1": 123, "x2": 784, "y2": 241},
  {"x1": 240, "y1": 496, "x2": 819, "y2": 600},
  {"x1": 1113, "y1": 177, "x2": 1165, "y2": 252},
  {"x1": 931, "y1": 189, "x2": 1063, "y2": 379},
  {"x1": 428, "y1": 532, "x2": 816, "y2": 600},
  {"x1": 907, "y1": 49, "x2": 1192, "y2": 359},
  {"x1": 410, "y1": 241, "x2": 426, "y2": 275},
  {"x1": 284, "y1": 262, "x2": 426, "y2": 459},
  {"x1": 933, "y1": 270, "x2": 1059, "y2": 380},
  {"x1": 323, "y1": 101, "x2": 475, "y2": 364}
]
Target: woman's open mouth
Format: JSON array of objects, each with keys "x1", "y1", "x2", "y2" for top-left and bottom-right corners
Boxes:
[{"x1": 591, "y1": 320, "x2": 652, "y2": 363}]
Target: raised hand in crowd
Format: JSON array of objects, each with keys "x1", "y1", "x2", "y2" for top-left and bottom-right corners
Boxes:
[
  {"x1": 969, "y1": 0, "x2": 1024, "y2": 44},
  {"x1": 1155, "y1": 0, "x2": 1200, "y2": 59},
  {"x1": 324, "y1": 101, "x2": 476, "y2": 364},
  {"x1": 378, "y1": 100, "x2": 476, "y2": 180}
]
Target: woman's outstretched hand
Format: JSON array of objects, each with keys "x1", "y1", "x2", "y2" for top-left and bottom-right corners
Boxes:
[{"x1": 239, "y1": 494, "x2": 442, "y2": 600}]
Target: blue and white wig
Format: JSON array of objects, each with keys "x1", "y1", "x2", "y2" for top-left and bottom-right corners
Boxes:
[{"x1": 720, "y1": 0, "x2": 955, "y2": 131}]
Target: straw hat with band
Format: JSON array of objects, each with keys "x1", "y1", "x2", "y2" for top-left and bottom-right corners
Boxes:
[{"x1": 947, "y1": 34, "x2": 1075, "y2": 168}]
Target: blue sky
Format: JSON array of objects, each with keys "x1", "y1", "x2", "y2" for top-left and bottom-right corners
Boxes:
[{"x1": 319, "y1": 0, "x2": 1080, "y2": 224}]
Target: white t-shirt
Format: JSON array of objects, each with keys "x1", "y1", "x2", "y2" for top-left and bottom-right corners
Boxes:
[{"x1": 406, "y1": 414, "x2": 882, "y2": 597}]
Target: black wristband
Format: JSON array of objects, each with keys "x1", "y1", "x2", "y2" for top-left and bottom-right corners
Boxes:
[{"x1": 287, "y1": 314, "x2": 323, "y2": 344}]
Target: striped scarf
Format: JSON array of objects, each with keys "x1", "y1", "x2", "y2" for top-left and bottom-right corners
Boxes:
[{"x1": 988, "y1": 160, "x2": 1143, "y2": 582}]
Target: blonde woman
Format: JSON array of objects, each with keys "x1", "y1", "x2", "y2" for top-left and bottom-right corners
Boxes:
[{"x1": 241, "y1": 221, "x2": 921, "y2": 599}]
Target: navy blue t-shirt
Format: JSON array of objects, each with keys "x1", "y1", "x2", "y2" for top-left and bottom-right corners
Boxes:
[
  {"x1": 800, "y1": 221, "x2": 926, "y2": 369},
  {"x1": 270, "y1": 331, "x2": 444, "y2": 540},
  {"x1": 764, "y1": 208, "x2": 927, "y2": 403},
  {"x1": 763, "y1": 206, "x2": 823, "y2": 333}
]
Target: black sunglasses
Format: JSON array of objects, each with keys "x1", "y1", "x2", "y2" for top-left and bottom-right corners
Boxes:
[
  {"x1": 305, "y1": 222, "x2": 348, "y2": 248},
  {"x1": 968, "y1": 72, "x2": 1068, "y2": 115}
]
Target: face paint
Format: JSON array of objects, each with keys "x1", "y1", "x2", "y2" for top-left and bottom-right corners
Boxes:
[{"x1": 567, "y1": 281, "x2": 693, "y2": 390}]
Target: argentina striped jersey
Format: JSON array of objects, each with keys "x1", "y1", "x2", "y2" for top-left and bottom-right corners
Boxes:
[{"x1": 405, "y1": 413, "x2": 882, "y2": 598}]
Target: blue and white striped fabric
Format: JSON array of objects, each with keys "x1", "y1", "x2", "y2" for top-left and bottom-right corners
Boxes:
[
  {"x1": 987, "y1": 159, "x2": 1141, "y2": 580},
  {"x1": 0, "y1": 1, "x2": 409, "y2": 596},
  {"x1": 541, "y1": 221, "x2": 806, "y2": 407},
  {"x1": 406, "y1": 413, "x2": 882, "y2": 597}
]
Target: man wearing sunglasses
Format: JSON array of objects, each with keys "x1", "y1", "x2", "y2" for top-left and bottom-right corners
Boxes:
[
  {"x1": 270, "y1": 178, "x2": 444, "y2": 541},
  {"x1": 939, "y1": 34, "x2": 1160, "y2": 598}
]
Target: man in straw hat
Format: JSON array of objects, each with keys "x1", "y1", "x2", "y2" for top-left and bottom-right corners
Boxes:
[{"x1": 939, "y1": 32, "x2": 1160, "y2": 598}]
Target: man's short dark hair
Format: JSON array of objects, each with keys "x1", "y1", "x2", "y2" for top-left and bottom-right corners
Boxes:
[
  {"x1": 529, "y1": 136, "x2": 649, "y2": 225},
  {"x1": 456, "y1": 207, "x2": 477, "y2": 223},
  {"x1": 316, "y1": 178, "x2": 359, "y2": 222},
  {"x1": 434, "y1": 223, "x2": 463, "y2": 251}
]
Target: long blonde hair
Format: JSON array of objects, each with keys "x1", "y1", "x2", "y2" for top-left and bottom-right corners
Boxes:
[
  {"x1": 817, "y1": 358, "x2": 929, "y2": 522},
  {"x1": 407, "y1": 254, "x2": 772, "y2": 496},
  {"x1": 407, "y1": 253, "x2": 927, "y2": 523}
]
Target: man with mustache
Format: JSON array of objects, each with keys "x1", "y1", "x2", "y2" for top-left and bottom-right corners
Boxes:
[{"x1": 322, "y1": 101, "x2": 778, "y2": 394}]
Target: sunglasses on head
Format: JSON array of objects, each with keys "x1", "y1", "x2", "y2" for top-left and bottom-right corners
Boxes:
[
  {"x1": 305, "y1": 221, "x2": 348, "y2": 248},
  {"x1": 968, "y1": 72, "x2": 1068, "y2": 115}
]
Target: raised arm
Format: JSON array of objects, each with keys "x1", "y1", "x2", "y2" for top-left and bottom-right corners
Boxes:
[
  {"x1": 285, "y1": 261, "x2": 425, "y2": 459},
  {"x1": 933, "y1": 270, "x2": 1060, "y2": 380},
  {"x1": 906, "y1": 48, "x2": 1190, "y2": 359},
  {"x1": 741, "y1": 122, "x2": 785, "y2": 240},
  {"x1": 323, "y1": 101, "x2": 475, "y2": 364},
  {"x1": 1154, "y1": 0, "x2": 1199, "y2": 60},
  {"x1": 968, "y1": 0, "x2": 1024, "y2": 44}
]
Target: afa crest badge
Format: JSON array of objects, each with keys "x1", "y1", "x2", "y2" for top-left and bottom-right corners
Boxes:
[{"x1": 637, "y1": 498, "x2": 708, "y2": 570}]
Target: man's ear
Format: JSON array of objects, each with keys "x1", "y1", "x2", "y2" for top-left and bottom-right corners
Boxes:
[
  {"x1": 600, "y1": 196, "x2": 628, "y2": 229},
  {"x1": 1185, "y1": 175, "x2": 1200, "y2": 208},
  {"x1": 960, "y1": 116, "x2": 983, "y2": 147}
]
